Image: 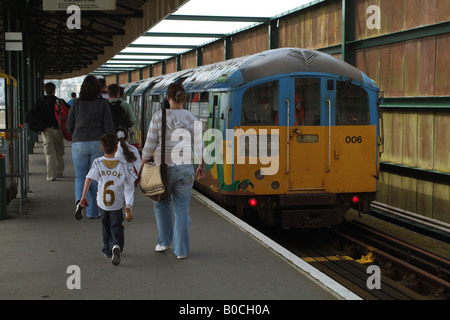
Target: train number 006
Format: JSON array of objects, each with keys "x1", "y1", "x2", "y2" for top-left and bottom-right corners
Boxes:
[{"x1": 345, "y1": 136, "x2": 363, "y2": 144}]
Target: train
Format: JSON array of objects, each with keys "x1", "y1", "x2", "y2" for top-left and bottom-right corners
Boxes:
[{"x1": 122, "y1": 48, "x2": 384, "y2": 229}]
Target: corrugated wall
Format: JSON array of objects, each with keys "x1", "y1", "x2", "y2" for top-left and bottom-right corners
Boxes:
[
  {"x1": 351, "y1": 0, "x2": 450, "y2": 222},
  {"x1": 113, "y1": 0, "x2": 449, "y2": 222},
  {"x1": 279, "y1": 0, "x2": 342, "y2": 49}
]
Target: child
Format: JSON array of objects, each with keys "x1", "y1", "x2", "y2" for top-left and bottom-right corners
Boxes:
[
  {"x1": 79, "y1": 133, "x2": 137, "y2": 266},
  {"x1": 115, "y1": 128, "x2": 141, "y2": 222}
]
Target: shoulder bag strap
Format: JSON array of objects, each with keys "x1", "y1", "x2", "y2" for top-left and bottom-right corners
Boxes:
[{"x1": 161, "y1": 108, "x2": 167, "y2": 165}]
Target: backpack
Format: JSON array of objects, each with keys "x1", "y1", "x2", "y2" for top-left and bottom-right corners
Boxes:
[
  {"x1": 108, "y1": 100, "x2": 127, "y2": 131},
  {"x1": 55, "y1": 99, "x2": 72, "y2": 141},
  {"x1": 25, "y1": 107, "x2": 46, "y2": 132}
]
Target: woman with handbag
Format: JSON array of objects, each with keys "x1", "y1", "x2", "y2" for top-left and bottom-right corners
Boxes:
[{"x1": 139, "y1": 83, "x2": 205, "y2": 260}]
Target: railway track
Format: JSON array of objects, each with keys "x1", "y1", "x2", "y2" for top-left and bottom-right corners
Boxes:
[
  {"x1": 332, "y1": 220, "x2": 450, "y2": 300},
  {"x1": 242, "y1": 208, "x2": 450, "y2": 300},
  {"x1": 196, "y1": 188, "x2": 449, "y2": 300}
]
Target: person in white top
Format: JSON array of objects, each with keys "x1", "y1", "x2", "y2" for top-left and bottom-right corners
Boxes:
[
  {"x1": 79, "y1": 133, "x2": 137, "y2": 266},
  {"x1": 115, "y1": 128, "x2": 141, "y2": 176},
  {"x1": 115, "y1": 128, "x2": 141, "y2": 223},
  {"x1": 139, "y1": 83, "x2": 205, "y2": 260}
]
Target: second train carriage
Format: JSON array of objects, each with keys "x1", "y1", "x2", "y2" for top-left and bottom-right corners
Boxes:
[{"x1": 126, "y1": 48, "x2": 383, "y2": 229}]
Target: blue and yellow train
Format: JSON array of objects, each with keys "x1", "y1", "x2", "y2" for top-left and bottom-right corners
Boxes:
[{"x1": 124, "y1": 48, "x2": 383, "y2": 228}]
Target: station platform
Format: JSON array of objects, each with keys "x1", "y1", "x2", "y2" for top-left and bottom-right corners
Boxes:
[{"x1": 0, "y1": 138, "x2": 360, "y2": 301}]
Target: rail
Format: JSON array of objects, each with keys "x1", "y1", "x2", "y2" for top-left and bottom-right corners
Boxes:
[{"x1": 371, "y1": 201, "x2": 450, "y2": 236}]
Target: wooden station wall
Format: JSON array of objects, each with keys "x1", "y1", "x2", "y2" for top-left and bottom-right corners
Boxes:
[{"x1": 106, "y1": 0, "x2": 450, "y2": 222}]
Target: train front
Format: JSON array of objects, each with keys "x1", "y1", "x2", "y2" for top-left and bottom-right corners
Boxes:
[{"x1": 215, "y1": 48, "x2": 383, "y2": 229}]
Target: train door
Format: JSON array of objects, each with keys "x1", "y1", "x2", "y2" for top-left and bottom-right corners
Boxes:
[{"x1": 288, "y1": 77, "x2": 326, "y2": 191}]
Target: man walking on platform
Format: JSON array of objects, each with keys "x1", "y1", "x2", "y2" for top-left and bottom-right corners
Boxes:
[
  {"x1": 107, "y1": 84, "x2": 136, "y2": 130},
  {"x1": 31, "y1": 82, "x2": 68, "y2": 181}
]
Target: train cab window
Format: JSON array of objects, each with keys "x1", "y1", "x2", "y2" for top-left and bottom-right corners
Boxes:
[
  {"x1": 336, "y1": 81, "x2": 369, "y2": 125},
  {"x1": 294, "y1": 78, "x2": 321, "y2": 126},
  {"x1": 241, "y1": 81, "x2": 278, "y2": 126}
]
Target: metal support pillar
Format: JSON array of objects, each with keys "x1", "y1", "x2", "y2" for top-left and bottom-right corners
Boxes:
[
  {"x1": 176, "y1": 55, "x2": 182, "y2": 72},
  {"x1": 269, "y1": 19, "x2": 279, "y2": 50},
  {"x1": 224, "y1": 35, "x2": 232, "y2": 60},
  {"x1": 196, "y1": 47, "x2": 203, "y2": 67},
  {"x1": 342, "y1": 0, "x2": 355, "y2": 65}
]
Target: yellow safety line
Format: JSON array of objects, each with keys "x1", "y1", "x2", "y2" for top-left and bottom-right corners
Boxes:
[{"x1": 302, "y1": 256, "x2": 354, "y2": 263}]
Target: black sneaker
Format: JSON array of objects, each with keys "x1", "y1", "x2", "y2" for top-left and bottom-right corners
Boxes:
[
  {"x1": 112, "y1": 245, "x2": 121, "y2": 266},
  {"x1": 75, "y1": 200, "x2": 84, "y2": 220}
]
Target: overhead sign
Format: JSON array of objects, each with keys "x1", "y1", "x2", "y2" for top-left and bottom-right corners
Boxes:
[
  {"x1": 5, "y1": 32, "x2": 23, "y2": 51},
  {"x1": 43, "y1": 0, "x2": 116, "y2": 11}
]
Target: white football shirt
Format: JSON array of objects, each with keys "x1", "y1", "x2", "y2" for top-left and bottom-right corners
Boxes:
[{"x1": 87, "y1": 156, "x2": 137, "y2": 211}]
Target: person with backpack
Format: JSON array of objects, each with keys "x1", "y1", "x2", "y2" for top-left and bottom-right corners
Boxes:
[
  {"x1": 29, "y1": 82, "x2": 70, "y2": 181},
  {"x1": 107, "y1": 84, "x2": 136, "y2": 131}
]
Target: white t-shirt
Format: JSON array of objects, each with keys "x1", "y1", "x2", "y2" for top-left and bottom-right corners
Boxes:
[
  {"x1": 87, "y1": 156, "x2": 137, "y2": 211},
  {"x1": 141, "y1": 109, "x2": 203, "y2": 165}
]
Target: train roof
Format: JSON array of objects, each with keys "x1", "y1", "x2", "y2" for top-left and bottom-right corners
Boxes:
[{"x1": 131, "y1": 48, "x2": 377, "y2": 96}]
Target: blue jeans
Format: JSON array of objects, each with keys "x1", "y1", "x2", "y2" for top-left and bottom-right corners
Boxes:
[
  {"x1": 153, "y1": 164, "x2": 195, "y2": 257},
  {"x1": 99, "y1": 207, "x2": 124, "y2": 256},
  {"x1": 72, "y1": 141, "x2": 103, "y2": 218}
]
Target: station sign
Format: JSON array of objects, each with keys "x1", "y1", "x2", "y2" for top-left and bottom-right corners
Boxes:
[
  {"x1": 43, "y1": 0, "x2": 116, "y2": 11},
  {"x1": 4, "y1": 33, "x2": 23, "y2": 51}
]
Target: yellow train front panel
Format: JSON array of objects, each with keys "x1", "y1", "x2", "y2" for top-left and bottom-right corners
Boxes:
[{"x1": 223, "y1": 125, "x2": 378, "y2": 196}]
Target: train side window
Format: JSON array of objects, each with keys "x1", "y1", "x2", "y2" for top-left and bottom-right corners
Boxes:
[
  {"x1": 189, "y1": 92, "x2": 200, "y2": 119},
  {"x1": 198, "y1": 92, "x2": 209, "y2": 132},
  {"x1": 151, "y1": 95, "x2": 160, "y2": 116},
  {"x1": 336, "y1": 81, "x2": 369, "y2": 125},
  {"x1": 294, "y1": 78, "x2": 321, "y2": 126},
  {"x1": 241, "y1": 81, "x2": 279, "y2": 126},
  {"x1": 212, "y1": 95, "x2": 219, "y2": 129},
  {"x1": 184, "y1": 93, "x2": 190, "y2": 110}
]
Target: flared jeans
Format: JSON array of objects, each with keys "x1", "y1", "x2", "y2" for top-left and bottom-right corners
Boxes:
[{"x1": 153, "y1": 164, "x2": 195, "y2": 257}]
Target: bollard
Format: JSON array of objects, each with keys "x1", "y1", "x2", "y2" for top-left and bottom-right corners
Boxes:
[{"x1": 0, "y1": 154, "x2": 7, "y2": 220}]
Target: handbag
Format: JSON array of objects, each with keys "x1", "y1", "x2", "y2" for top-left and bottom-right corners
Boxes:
[{"x1": 139, "y1": 108, "x2": 169, "y2": 202}]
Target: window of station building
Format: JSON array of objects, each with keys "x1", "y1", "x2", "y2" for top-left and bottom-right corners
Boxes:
[
  {"x1": 294, "y1": 78, "x2": 321, "y2": 126},
  {"x1": 241, "y1": 81, "x2": 279, "y2": 126},
  {"x1": 336, "y1": 81, "x2": 369, "y2": 125}
]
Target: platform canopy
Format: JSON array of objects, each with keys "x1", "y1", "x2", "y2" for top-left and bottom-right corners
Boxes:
[
  {"x1": 92, "y1": 0, "x2": 313, "y2": 77},
  {"x1": 0, "y1": 0, "x2": 189, "y2": 79},
  {"x1": 1, "y1": 0, "x2": 314, "y2": 79}
]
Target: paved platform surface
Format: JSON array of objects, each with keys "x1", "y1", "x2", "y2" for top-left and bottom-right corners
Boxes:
[{"x1": 0, "y1": 139, "x2": 349, "y2": 300}]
